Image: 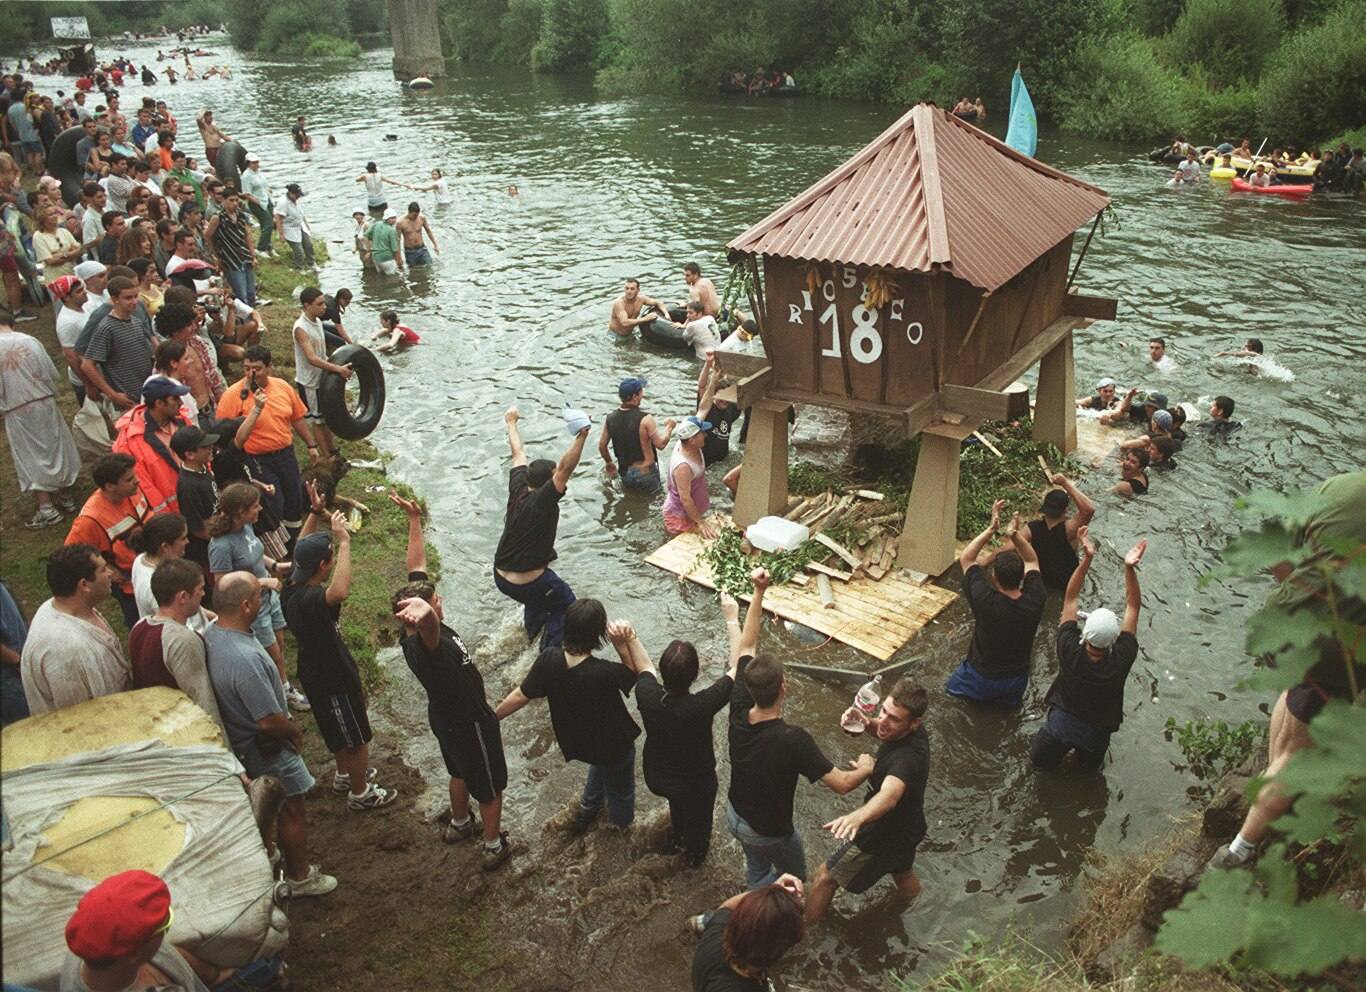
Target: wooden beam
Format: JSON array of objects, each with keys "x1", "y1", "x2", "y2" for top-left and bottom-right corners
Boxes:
[
  {"x1": 1033, "y1": 330, "x2": 1077, "y2": 454},
  {"x1": 714, "y1": 351, "x2": 767, "y2": 381},
  {"x1": 903, "y1": 394, "x2": 943, "y2": 437},
  {"x1": 974, "y1": 315, "x2": 1090, "y2": 392},
  {"x1": 940, "y1": 383, "x2": 1013, "y2": 422},
  {"x1": 733, "y1": 367, "x2": 773, "y2": 408},
  {"x1": 895, "y1": 430, "x2": 961, "y2": 575},
  {"x1": 813, "y1": 533, "x2": 862, "y2": 570},
  {"x1": 1063, "y1": 292, "x2": 1118, "y2": 321},
  {"x1": 952, "y1": 290, "x2": 992, "y2": 361},
  {"x1": 806, "y1": 560, "x2": 853, "y2": 583},
  {"x1": 816, "y1": 573, "x2": 836, "y2": 609},
  {"x1": 733, "y1": 402, "x2": 789, "y2": 527}
]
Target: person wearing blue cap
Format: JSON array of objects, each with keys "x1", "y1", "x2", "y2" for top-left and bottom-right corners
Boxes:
[
  {"x1": 663, "y1": 416, "x2": 716, "y2": 538},
  {"x1": 111, "y1": 375, "x2": 194, "y2": 517},
  {"x1": 598, "y1": 377, "x2": 675, "y2": 493},
  {"x1": 493, "y1": 406, "x2": 590, "y2": 651}
]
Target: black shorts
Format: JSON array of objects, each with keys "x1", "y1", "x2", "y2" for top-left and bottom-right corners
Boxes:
[
  {"x1": 826, "y1": 839, "x2": 918, "y2": 895},
  {"x1": 311, "y1": 691, "x2": 373, "y2": 752},
  {"x1": 1285, "y1": 680, "x2": 1334, "y2": 723},
  {"x1": 433, "y1": 713, "x2": 507, "y2": 805}
]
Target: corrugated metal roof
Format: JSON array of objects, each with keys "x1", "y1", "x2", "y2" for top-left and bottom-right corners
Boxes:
[{"x1": 727, "y1": 104, "x2": 1109, "y2": 292}]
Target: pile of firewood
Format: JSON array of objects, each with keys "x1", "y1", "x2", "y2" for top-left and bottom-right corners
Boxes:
[{"x1": 776, "y1": 488, "x2": 905, "y2": 588}]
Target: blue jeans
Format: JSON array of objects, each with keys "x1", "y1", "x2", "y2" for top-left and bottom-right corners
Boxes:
[
  {"x1": 248, "y1": 447, "x2": 304, "y2": 532},
  {"x1": 211, "y1": 955, "x2": 284, "y2": 991},
  {"x1": 621, "y1": 463, "x2": 661, "y2": 493},
  {"x1": 223, "y1": 264, "x2": 256, "y2": 307},
  {"x1": 493, "y1": 567, "x2": 575, "y2": 651},
  {"x1": 1030, "y1": 707, "x2": 1111, "y2": 772},
  {"x1": 945, "y1": 659, "x2": 1028, "y2": 708},
  {"x1": 404, "y1": 245, "x2": 432, "y2": 267},
  {"x1": 113, "y1": 587, "x2": 140, "y2": 629},
  {"x1": 579, "y1": 742, "x2": 636, "y2": 828},
  {"x1": 725, "y1": 800, "x2": 807, "y2": 888},
  {"x1": 1, "y1": 666, "x2": 30, "y2": 726}
]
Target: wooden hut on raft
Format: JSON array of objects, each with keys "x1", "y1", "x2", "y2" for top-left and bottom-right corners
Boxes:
[{"x1": 719, "y1": 102, "x2": 1118, "y2": 576}]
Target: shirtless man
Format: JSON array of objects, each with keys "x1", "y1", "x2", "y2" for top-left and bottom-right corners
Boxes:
[
  {"x1": 608, "y1": 278, "x2": 668, "y2": 337},
  {"x1": 679, "y1": 262, "x2": 721, "y2": 318},
  {"x1": 395, "y1": 202, "x2": 439, "y2": 268}
]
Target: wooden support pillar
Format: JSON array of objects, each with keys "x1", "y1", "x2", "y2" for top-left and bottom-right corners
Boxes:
[
  {"x1": 895, "y1": 431, "x2": 961, "y2": 576},
  {"x1": 388, "y1": 0, "x2": 447, "y2": 80},
  {"x1": 1032, "y1": 330, "x2": 1077, "y2": 454},
  {"x1": 733, "y1": 401, "x2": 789, "y2": 528}
]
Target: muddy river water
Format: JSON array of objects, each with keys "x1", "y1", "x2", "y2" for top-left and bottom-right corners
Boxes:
[{"x1": 103, "y1": 39, "x2": 1365, "y2": 986}]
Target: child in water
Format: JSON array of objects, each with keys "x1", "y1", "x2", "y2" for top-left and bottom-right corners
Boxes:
[
  {"x1": 410, "y1": 169, "x2": 452, "y2": 205},
  {"x1": 371, "y1": 309, "x2": 421, "y2": 353}
]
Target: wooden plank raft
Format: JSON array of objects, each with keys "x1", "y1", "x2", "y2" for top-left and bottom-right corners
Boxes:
[{"x1": 646, "y1": 527, "x2": 958, "y2": 662}]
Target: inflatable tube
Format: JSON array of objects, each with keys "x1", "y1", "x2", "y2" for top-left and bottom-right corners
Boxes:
[
  {"x1": 215, "y1": 140, "x2": 248, "y2": 194},
  {"x1": 1230, "y1": 178, "x2": 1311, "y2": 200},
  {"x1": 47, "y1": 126, "x2": 86, "y2": 207},
  {"x1": 318, "y1": 344, "x2": 386, "y2": 440},
  {"x1": 1210, "y1": 167, "x2": 1236, "y2": 180},
  {"x1": 407, "y1": 76, "x2": 434, "y2": 89},
  {"x1": 640, "y1": 317, "x2": 690, "y2": 351}
]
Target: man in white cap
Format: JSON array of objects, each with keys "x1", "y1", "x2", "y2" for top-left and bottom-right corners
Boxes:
[
  {"x1": 74, "y1": 260, "x2": 109, "y2": 311},
  {"x1": 368, "y1": 208, "x2": 403, "y2": 276},
  {"x1": 1076, "y1": 376, "x2": 1118, "y2": 412},
  {"x1": 1030, "y1": 526, "x2": 1147, "y2": 772},
  {"x1": 238, "y1": 152, "x2": 274, "y2": 257}
]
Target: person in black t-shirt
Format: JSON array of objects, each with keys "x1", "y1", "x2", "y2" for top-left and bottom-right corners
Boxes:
[
  {"x1": 171, "y1": 425, "x2": 220, "y2": 575},
  {"x1": 390, "y1": 492, "x2": 511, "y2": 870},
  {"x1": 282, "y1": 503, "x2": 397, "y2": 811},
  {"x1": 1075, "y1": 376, "x2": 1118, "y2": 412},
  {"x1": 696, "y1": 357, "x2": 742, "y2": 494},
  {"x1": 495, "y1": 599, "x2": 645, "y2": 831},
  {"x1": 806, "y1": 680, "x2": 930, "y2": 922},
  {"x1": 726, "y1": 568, "x2": 874, "y2": 887},
  {"x1": 945, "y1": 501, "x2": 1047, "y2": 708},
  {"x1": 688, "y1": 875, "x2": 805, "y2": 992},
  {"x1": 635, "y1": 593, "x2": 747, "y2": 867},
  {"x1": 492, "y1": 406, "x2": 589, "y2": 652},
  {"x1": 1031, "y1": 527, "x2": 1146, "y2": 772},
  {"x1": 1022, "y1": 474, "x2": 1095, "y2": 592}
]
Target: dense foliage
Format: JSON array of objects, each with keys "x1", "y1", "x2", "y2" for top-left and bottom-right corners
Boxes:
[{"x1": 224, "y1": 0, "x2": 364, "y2": 57}]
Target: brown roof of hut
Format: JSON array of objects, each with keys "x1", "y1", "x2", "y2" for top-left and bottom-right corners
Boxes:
[{"x1": 727, "y1": 103, "x2": 1110, "y2": 292}]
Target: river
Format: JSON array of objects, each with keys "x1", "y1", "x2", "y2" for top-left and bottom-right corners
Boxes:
[{"x1": 91, "y1": 38, "x2": 1366, "y2": 987}]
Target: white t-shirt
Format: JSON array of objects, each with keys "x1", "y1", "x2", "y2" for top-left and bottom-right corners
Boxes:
[
  {"x1": 1176, "y1": 160, "x2": 1200, "y2": 182},
  {"x1": 293, "y1": 314, "x2": 327, "y2": 388},
  {"x1": 81, "y1": 209, "x2": 104, "y2": 245},
  {"x1": 434, "y1": 178, "x2": 452, "y2": 205},
  {"x1": 56, "y1": 305, "x2": 89, "y2": 386},
  {"x1": 718, "y1": 328, "x2": 764, "y2": 356},
  {"x1": 363, "y1": 172, "x2": 386, "y2": 207},
  {"x1": 273, "y1": 198, "x2": 309, "y2": 242},
  {"x1": 683, "y1": 315, "x2": 722, "y2": 360}
]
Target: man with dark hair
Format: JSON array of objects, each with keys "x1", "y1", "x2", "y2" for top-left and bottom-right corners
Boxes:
[
  {"x1": 679, "y1": 261, "x2": 720, "y2": 317},
  {"x1": 65, "y1": 452, "x2": 151, "y2": 626},
  {"x1": 1148, "y1": 336, "x2": 1168, "y2": 365},
  {"x1": 20, "y1": 545, "x2": 129, "y2": 714},
  {"x1": 156, "y1": 300, "x2": 222, "y2": 412},
  {"x1": 1031, "y1": 527, "x2": 1146, "y2": 772},
  {"x1": 81, "y1": 275, "x2": 154, "y2": 410},
  {"x1": 102, "y1": 154, "x2": 137, "y2": 213},
  {"x1": 391, "y1": 492, "x2": 511, "y2": 868},
  {"x1": 97, "y1": 211, "x2": 127, "y2": 265},
  {"x1": 598, "y1": 376, "x2": 674, "y2": 492},
  {"x1": 727, "y1": 568, "x2": 874, "y2": 887},
  {"x1": 806, "y1": 679, "x2": 931, "y2": 921},
  {"x1": 204, "y1": 188, "x2": 255, "y2": 305},
  {"x1": 608, "y1": 277, "x2": 669, "y2": 337},
  {"x1": 1216, "y1": 338, "x2": 1264, "y2": 359},
  {"x1": 112, "y1": 376, "x2": 193, "y2": 516},
  {"x1": 395, "y1": 200, "x2": 438, "y2": 268},
  {"x1": 207, "y1": 571, "x2": 338, "y2": 897},
  {"x1": 495, "y1": 599, "x2": 646, "y2": 832},
  {"x1": 493, "y1": 406, "x2": 590, "y2": 651},
  {"x1": 1201, "y1": 395, "x2": 1241, "y2": 436},
  {"x1": 215, "y1": 345, "x2": 321, "y2": 538},
  {"x1": 292, "y1": 287, "x2": 352, "y2": 461},
  {"x1": 172, "y1": 425, "x2": 220, "y2": 574},
  {"x1": 946, "y1": 500, "x2": 1046, "y2": 708},
  {"x1": 283, "y1": 500, "x2": 396, "y2": 810},
  {"x1": 1023, "y1": 473, "x2": 1095, "y2": 591},
  {"x1": 129, "y1": 558, "x2": 223, "y2": 731}
]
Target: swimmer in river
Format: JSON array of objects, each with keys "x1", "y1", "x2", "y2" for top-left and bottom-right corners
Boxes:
[
  {"x1": 409, "y1": 169, "x2": 453, "y2": 206},
  {"x1": 291, "y1": 115, "x2": 311, "y2": 152},
  {"x1": 1077, "y1": 376, "x2": 1119, "y2": 412},
  {"x1": 371, "y1": 309, "x2": 421, "y2": 353},
  {"x1": 1112, "y1": 448, "x2": 1150, "y2": 498},
  {"x1": 507, "y1": 185, "x2": 519, "y2": 197},
  {"x1": 1216, "y1": 338, "x2": 1264, "y2": 359},
  {"x1": 327, "y1": 135, "x2": 337, "y2": 146},
  {"x1": 1148, "y1": 336, "x2": 1176, "y2": 371},
  {"x1": 678, "y1": 262, "x2": 721, "y2": 318},
  {"x1": 608, "y1": 278, "x2": 670, "y2": 337}
]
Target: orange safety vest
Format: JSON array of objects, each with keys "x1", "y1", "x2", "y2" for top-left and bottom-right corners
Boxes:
[
  {"x1": 66, "y1": 489, "x2": 152, "y2": 593},
  {"x1": 113, "y1": 405, "x2": 191, "y2": 515}
]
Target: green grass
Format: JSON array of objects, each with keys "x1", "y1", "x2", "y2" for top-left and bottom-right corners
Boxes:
[{"x1": 0, "y1": 248, "x2": 432, "y2": 692}]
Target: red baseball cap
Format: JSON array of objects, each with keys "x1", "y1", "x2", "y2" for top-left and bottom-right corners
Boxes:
[{"x1": 65, "y1": 870, "x2": 172, "y2": 962}]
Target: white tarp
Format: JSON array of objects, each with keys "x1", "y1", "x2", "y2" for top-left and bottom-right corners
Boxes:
[
  {"x1": 1, "y1": 741, "x2": 288, "y2": 991},
  {"x1": 50, "y1": 16, "x2": 91, "y2": 40}
]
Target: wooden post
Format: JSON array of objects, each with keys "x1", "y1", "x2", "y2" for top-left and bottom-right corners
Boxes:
[
  {"x1": 1032, "y1": 330, "x2": 1077, "y2": 453},
  {"x1": 895, "y1": 431, "x2": 961, "y2": 575},
  {"x1": 733, "y1": 400, "x2": 790, "y2": 528}
]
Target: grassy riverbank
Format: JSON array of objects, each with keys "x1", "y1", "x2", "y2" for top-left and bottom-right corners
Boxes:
[{"x1": 0, "y1": 247, "x2": 434, "y2": 692}]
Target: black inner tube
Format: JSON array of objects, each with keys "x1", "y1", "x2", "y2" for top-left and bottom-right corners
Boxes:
[{"x1": 318, "y1": 344, "x2": 386, "y2": 441}]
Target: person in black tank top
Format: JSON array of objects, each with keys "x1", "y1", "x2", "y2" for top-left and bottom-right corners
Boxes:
[
  {"x1": 1114, "y1": 449, "x2": 1151, "y2": 498},
  {"x1": 598, "y1": 377, "x2": 674, "y2": 493},
  {"x1": 1023, "y1": 476, "x2": 1095, "y2": 591}
]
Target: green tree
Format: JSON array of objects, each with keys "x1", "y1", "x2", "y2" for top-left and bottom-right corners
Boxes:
[
  {"x1": 1258, "y1": 0, "x2": 1366, "y2": 145},
  {"x1": 531, "y1": 0, "x2": 608, "y2": 71},
  {"x1": 1164, "y1": 0, "x2": 1285, "y2": 87}
]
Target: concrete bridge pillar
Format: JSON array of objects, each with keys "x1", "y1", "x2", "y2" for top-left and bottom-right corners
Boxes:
[{"x1": 388, "y1": 0, "x2": 446, "y2": 79}]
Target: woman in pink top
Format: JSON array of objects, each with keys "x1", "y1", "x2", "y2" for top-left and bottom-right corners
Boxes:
[{"x1": 663, "y1": 416, "x2": 715, "y2": 538}]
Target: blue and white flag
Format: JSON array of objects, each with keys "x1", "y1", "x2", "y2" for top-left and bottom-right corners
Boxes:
[{"x1": 1005, "y1": 67, "x2": 1037, "y2": 158}]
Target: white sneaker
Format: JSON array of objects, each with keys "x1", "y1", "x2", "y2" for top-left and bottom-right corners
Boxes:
[
  {"x1": 286, "y1": 865, "x2": 338, "y2": 898},
  {"x1": 25, "y1": 505, "x2": 63, "y2": 529},
  {"x1": 285, "y1": 684, "x2": 311, "y2": 711},
  {"x1": 347, "y1": 783, "x2": 398, "y2": 811},
  {"x1": 332, "y1": 766, "x2": 377, "y2": 793}
]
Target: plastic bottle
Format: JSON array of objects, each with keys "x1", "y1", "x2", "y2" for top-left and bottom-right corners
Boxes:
[{"x1": 855, "y1": 675, "x2": 882, "y2": 719}]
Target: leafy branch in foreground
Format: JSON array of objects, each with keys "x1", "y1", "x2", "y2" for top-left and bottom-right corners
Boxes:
[{"x1": 1157, "y1": 482, "x2": 1366, "y2": 978}]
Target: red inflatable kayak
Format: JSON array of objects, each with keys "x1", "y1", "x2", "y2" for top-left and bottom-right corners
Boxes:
[{"x1": 1230, "y1": 178, "x2": 1311, "y2": 200}]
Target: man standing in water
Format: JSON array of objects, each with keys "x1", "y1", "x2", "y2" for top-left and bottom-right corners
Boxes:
[
  {"x1": 368, "y1": 209, "x2": 404, "y2": 277},
  {"x1": 608, "y1": 278, "x2": 669, "y2": 337},
  {"x1": 678, "y1": 262, "x2": 721, "y2": 318},
  {"x1": 727, "y1": 568, "x2": 875, "y2": 887},
  {"x1": 493, "y1": 407, "x2": 589, "y2": 652},
  {"x1": 598, "y1": 377, "x2": 675, "y2": 493},
  {"x1": 1031, "y1": 528, "x2": 1146, "y2": 772},
  {"x1": 806, "y1": 679, "x2": 931, "y2": 922},
  {"x1": 395, "y1": 201, "x2": 439, "y2": 268},
  {"x1": 1022, "y1": 474, "x2": 1095, "y2": 591}
]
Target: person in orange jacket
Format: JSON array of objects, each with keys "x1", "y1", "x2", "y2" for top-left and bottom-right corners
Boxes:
[
  {"x1": 112, "y1": 376, "x2": 194, "y2": 517},
  {"x1": 66, "y1": 453, "x2": 152, "y2": 627}
]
